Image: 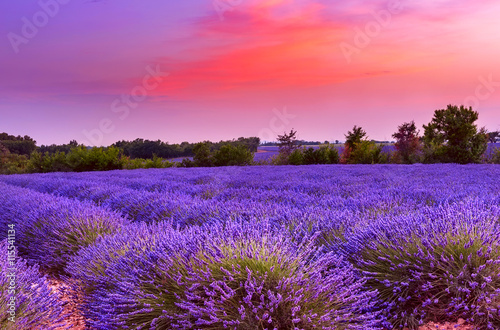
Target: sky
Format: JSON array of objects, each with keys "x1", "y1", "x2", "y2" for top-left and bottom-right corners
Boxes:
[{"x1": 1, "y1": 0, "x2": 500, "y2": 146}]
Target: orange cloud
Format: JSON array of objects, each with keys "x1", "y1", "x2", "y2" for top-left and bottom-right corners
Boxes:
[
  {"x1": 152, "y1": 2, "x2": 376, "y2": 98},
  {"x1": 150, "y1": 0, "x2": 500, "y2": 101}
]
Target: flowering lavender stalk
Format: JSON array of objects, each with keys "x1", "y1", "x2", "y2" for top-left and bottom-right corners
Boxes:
[
  {"x1": 0, "y1": 239, "x2": 67, "y2": 329},
  {"x1": 0, "y1": 183, "x2": 128, "y2": 275},
  {"x1": 74, "y1": 220, "x2": 381, "y2": 329},
  {"x1": 350, "y1": 200, "x2": 500, "y2": 329}
]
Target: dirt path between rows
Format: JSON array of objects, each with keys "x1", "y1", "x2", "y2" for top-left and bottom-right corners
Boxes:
[
  {"x1": 46, "y1": 278, "x2": 476, "y2": 330},
  {"x1": 47, "y1": 278, "x2": 86, "y2": 329},
  {"x1": 403, "y1": 319, "x2": 475, "y2": 330}
]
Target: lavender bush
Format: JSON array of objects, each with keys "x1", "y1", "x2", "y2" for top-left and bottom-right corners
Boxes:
[
  {"x1": 71, "y1": 220, "x2": 380, "y2": 329},
  {"x1": 350, "y1": 200, "x2": 500, "y2": 329},
  {"x1": 66, "y1": 220, "x2": 188, "y2": 296},
  {"x1": 0, "y1": 240, "x2": 67, "y2": 329},
  {"x1": 0, "y1": 183, "x2": 128, "y2": 275}
]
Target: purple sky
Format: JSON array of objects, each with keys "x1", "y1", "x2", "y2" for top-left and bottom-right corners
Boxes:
[{"x1": 1, "y1": 0, "x2": 500, "y2": 146}]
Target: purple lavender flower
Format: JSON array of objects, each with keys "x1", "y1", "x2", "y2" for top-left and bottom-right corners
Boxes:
[{"x1": 0, "y1": 239, "x2": 67, "y2": 329}]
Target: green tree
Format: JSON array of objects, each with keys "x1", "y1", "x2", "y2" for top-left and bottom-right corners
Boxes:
[
  {"x1": 288, "y1": 149, "x2": 304, "y2": 165},
  {"x1": 392, "y1": 121, "x2": 422, "y2": 164},
  {"x1": 0, "y1": 133, "x2": 37, "y2": 156},
  {"x1": 275, "y1": 129, "x2": 301, "y2": 164},
  {"x1": 288, "y1": 145, "x2": 339, "y2": 166},
  {"x1": 213, "y1": 144, "x2": 253, "y2": 166},
  {"x1": 180, "y1": 158, "x2": 195, "y2": 168},
  {"x1": 193, "y1": 142, "x2": 213, "y2": 167},
  {"x1": 341, "y1": 126, "x2": 370, "y2": 164},
  {"x1": 324, "y1": 145, "x2": 340, "y2": 164},
  {"x1": 0, "y1": 143, "x2": 28, "y2": 174},
  {"x1": 0, "y1": 143, "x2": 8, "y2": 164},
  {"x1": 302, "y1": 147, "x2": 318, "y2": 165},
  {"x1": 66, "y1": 146, "x2": 124, "y2": 172},
  {"x1": 423, "y1": 105, "x2": 488, "y2": 164},
  {"x1": 344, "y1": 126, "x2": 366, "y2": 150},
  {"x1": 38, "y1": 140, "x2": 79, "y2": 155},
  {"x1": 348, "y1": 141, "x2": 382, "y2": 164},
  {"x1": 277, "y1": 129, "x2": 301, "y2": 156}
]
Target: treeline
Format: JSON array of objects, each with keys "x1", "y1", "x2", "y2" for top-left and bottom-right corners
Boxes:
[
  {"x1": 1, "y1": 104, "x2": 499, "y2": 174},
  {"x1": 272, "y1": 105, "x2": 500, "y2": 166},
  {"x1": 0, "y1": 135, "x2": 261, "y2": 174},
  {"x1": 181, "y1": 142, "x2": 254, "y2": 168},
  {"x1": 112, "y1": 137, "x2": 260, "y2": 159},
  {"x1": 34, "y1": 137, "x2": 260, "y2": 159},
  {"x1": 0, "y1": 133, "x2": 37, "y2": 155}
]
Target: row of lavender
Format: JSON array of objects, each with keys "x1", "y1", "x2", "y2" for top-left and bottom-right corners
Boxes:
[{"x1": 1, "y1": 165, "x2": 500, "y2": 329}]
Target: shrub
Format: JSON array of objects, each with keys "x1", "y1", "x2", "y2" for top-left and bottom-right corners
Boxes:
[
  {"x1": 341, "y1": 126, "x2": 381, "y2": 164},
  {"x1": 269, "y1": 152, "x2": 290, "y2": 165},
  {"x1": 288, "y1": 148, "x2": 304, "y2": 165},
  {"x1": 303, "y1": 145, "x2": 339, "y2": 165},
  {"x1": 1, "y1": 143, "x2": 29, "y2": 174},
  {"x1": 288, "y1": 145, "x2": 339, "y2": 165},
  {"x1": 27, "y1": 146, "x2": 126, "y2": 173},
  {"x1": 66, "y1": 146, "x2": 125, "y2": 172},
  {"x1": 0, "y1": 240, "x2": 66, "y2": 329},
  {"x1": 348, "y1": 141, "x2": 382, "y2": 164},
  {"x1": 0, "y1": 154, "x2": 28, "y2": 174},
  {"x1": 213, "y1": 144, "x2": 254, "y2": 166},
  {"x1": 122, "y1": 157, "x2": 146, "y2": 169},
  {"x1": 350, "y1": 201, "x2": 500, "y2": 329},
  {"x1": 27, "y1": 151, "x2": 71, "y2": 173},
  {"x1": 179, "y1": 158, "x2": 195, "y2": 167},
  {"x1": 325, "y1": 144, "x2": 340, "y2": 164},
  {"x1": 485, "y1": 147, "x2": 500, "y2": 164},
  {"x1": 123, "y1": 155, "x2": 175, "y2": 169},
  {"x1": 79, "y1": 220, "x2": 381, "y2": 329},
  {"x1": 377, "y1": 150, "x2": 392, "y2": 164},
  {"x1": 193, "y1": 142, "x2": 213, "y2": 167},
  {"x1": 303, "y1": 147, "x2": 318, "y2": 164},
  {"x1": 144, "y1": 155, "x2": 174, "y2": 168}
]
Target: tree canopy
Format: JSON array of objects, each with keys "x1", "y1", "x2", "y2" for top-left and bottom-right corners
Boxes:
[
  {"x1": 392, "y1": 121, "x2": 421, "y2": 164},
  {"x1": 423, "y1": 105, "x2": 487, "y2": 164}
]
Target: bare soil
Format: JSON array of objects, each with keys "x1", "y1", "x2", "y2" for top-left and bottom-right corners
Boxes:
[
  {"x1": 403, "y1": 319, "x2": 475, "y2": 330},
  {"x1": 45, "y1": 278, "x2": 477, "y2": 330},
  {"x1": 47, "y1": 278, "x2": 86, "y2": 329}
]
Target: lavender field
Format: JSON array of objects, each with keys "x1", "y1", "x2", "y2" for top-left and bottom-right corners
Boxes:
[{"x1": 1, "y1": 165, "x2": 500, "y2": 329}]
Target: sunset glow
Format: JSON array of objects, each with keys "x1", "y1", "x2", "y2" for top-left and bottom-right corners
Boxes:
[{"x1": 1, "y1": 0, "x2": 499, "y2": 145}]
